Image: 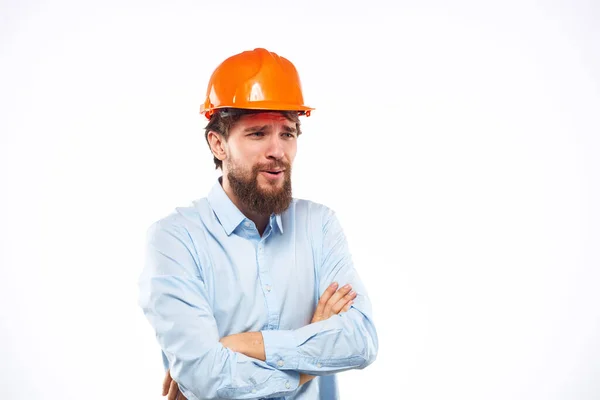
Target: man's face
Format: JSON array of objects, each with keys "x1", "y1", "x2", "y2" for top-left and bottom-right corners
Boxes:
[{"x1": 223, "y1": 112, "x2": 298, "y2": 215}]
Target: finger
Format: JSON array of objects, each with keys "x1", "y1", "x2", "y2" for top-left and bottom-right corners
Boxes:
[
  {"x1": 323, "y1": 284, "x2": 352, "y2": 316},
  {"x1": 332, "y1": 290, "x2": 357, "y2": 314},
  {"x1": 332, "y1": 290, "x2": 356, "y2": 314},
  {"x1": 167, "y1": 380, "x2": 179, "y2": 400},
  {"x1": 325, "y1": 285, "x2": 352, "y2": 313},
  {"x1": 162, "y1": 370, "x2": 173, "y2": 396},
  {"x1": 341, "y1": 300, "x2": 354, "y2": 312},
  {"x1": 315, "y1": 282, "x2": 338, "y2": 319}
]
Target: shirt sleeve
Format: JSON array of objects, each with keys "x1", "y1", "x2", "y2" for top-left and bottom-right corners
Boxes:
[
  {"x1": 138, "y1": 220, "x2": 300, "y2": 400},
  {"x1": 261, "y1": 208, "x2": 379, "y2": 375}
]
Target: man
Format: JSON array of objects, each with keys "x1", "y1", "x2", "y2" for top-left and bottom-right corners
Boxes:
[{"x1": 139, "y1": 48, "x2": 378, "y2": 400}]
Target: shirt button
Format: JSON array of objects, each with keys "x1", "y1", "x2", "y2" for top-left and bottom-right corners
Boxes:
[
  {"x1": 244, "y1": 221, "x2": 251, "y2": 227},
  {"x1": 277, "y1": 360, "x2": 284, "y2": 367},
  {"x1": 285, "y1": 381, "x2": 291, "y2": 389},
  {"x1": 265, "y1": 284, "x2": 271, "y2": 292},
  {"x1": 317, "y1": 362, "x2": 322, "y2": 368},
  {"x1": 251, "y1": 388, "x2": 257, "y2": 394}
]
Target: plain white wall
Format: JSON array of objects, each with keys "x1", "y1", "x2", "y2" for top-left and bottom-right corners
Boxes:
[{"x1": 1, "y1": 0, "x2": 599, "y2": 399}]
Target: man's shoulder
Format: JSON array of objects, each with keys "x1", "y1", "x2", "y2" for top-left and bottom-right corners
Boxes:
[
  {"x1": 290, "y1": 198, "x2": 336, "y2": 221},
  {"x1": 147, "y1": 197, "x2": 210, "y2": 234}
]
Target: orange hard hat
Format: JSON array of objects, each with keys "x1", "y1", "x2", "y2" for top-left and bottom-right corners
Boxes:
[{"x1": 199, "y1": 48, "x2": 314, "y2": 119}]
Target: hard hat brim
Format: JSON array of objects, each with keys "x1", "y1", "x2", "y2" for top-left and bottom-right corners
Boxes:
[{"x1": 200, "y1": 101, "x2": 314, "y2": 119}]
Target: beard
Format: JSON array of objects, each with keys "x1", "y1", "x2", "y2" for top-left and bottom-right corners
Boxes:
[{"x1": 226, "y1": 159, "x2": 293, "y2": 215}]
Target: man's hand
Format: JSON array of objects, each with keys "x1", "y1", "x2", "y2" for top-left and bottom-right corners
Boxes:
[
  {"x1": 163, "y1": 369, "x2": 186, "y2": 400},
  {"x1": 311, "y1": 282, "x2": 356, "y2": 323}
]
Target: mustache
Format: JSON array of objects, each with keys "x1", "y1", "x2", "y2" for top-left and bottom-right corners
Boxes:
[{"x1": 252, "y1": 161, "x2": 290, "y2": 172}]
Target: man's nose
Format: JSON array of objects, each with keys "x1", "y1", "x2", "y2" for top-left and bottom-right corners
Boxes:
[{"x1": 265, "y1": 135, "x2": 284, "y2": 159}]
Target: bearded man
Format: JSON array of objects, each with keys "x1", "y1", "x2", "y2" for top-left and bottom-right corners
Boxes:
[{"x1": 138, "y1": 48, "x2": 378, "y2": 400}]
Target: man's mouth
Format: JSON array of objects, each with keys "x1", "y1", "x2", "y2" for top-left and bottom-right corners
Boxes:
[{"x1": 262, "y1": 170, "x2": 284, "y2": 175}]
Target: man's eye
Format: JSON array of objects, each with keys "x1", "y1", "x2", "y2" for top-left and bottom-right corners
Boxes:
[
  {"x1": 283, "y1": 133, "x2": 295, "y2": 138},
  {"x1": 250, "y1": 132, "x2": 264, "y2": 137}
]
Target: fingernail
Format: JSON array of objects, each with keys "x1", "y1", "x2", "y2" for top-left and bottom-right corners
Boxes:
[
  {"x1": 330, "y1": 282, "x2": 338, "y2": 288},
  {"x1": 349, "y1": 300, "x2": 354, "y2": 305},
  {"x1": 343, "y1": 284, "x2": 351, "y2": 289},
  {"x1": 349, "y1": 290, "x2": 356, "y2": 296}
]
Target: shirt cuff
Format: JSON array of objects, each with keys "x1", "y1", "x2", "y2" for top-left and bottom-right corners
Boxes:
[
  {"x1": 261, "y1": 329, "x2": 299, "y2": 370},
  {"x1": 216, "y1": 369, "x2": 300, "y2": 399}
]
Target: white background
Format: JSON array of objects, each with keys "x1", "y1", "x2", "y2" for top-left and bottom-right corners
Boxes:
[{"x1": 1, "y1": 0, "x2": 599, "y2": 399}]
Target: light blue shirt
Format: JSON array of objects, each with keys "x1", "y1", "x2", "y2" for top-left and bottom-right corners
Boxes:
[{"x1": 138, "y1": 179, "x2": 378, "y2": 400}]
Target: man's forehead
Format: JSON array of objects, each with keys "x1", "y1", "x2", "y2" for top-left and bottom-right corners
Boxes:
[{"x1": 239, "y1": 112, "x2": 295, "y2": 126}]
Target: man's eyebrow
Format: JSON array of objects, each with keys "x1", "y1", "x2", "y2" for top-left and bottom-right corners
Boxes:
[
  {"x1": 242, "y1": 125, "x2": 297, "y2": 133},
  {"x1": 243, "y1": 125, "x2": 269, "y2": 132},
  {"x1": 282, "y1": 125, "x2": 297, "y2": 133}
]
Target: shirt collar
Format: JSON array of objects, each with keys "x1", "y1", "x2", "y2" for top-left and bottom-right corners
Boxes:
[
  {"x1": 273, "y1": 213, "x2": 284, "y2": 235},
  {"x1": 208, "y1": 178, "x2": 246, "y2": 235},
  {"x1": 207, "y1": 177, "x2": 284, "y2": 236}
]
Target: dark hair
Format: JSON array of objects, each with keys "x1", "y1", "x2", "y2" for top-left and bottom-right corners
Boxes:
[{"x1": 204, "y1": 108, "x2": 302, "y2": 170}]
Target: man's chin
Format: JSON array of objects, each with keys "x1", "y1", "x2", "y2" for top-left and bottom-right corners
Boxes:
[
  {"x1": 257, "y1": 185, "x2": 284, "y2": 197},
  {"x1": 257, "y1": 178, "x2": 284, "y2": 190}
]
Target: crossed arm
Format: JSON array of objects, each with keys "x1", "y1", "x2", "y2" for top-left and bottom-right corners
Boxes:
[{"x1": 163, "y1": 282, "x2": 356, "y2": 400}]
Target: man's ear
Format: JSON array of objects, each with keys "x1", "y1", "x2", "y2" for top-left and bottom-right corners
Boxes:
[{"x1": 207, "y1": 131, "x2": 227, "y2": 162}]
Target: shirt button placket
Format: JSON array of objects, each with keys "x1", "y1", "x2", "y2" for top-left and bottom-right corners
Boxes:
[{"x1": 259, "y1": 241, "x2": 278, "y2": 330}]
